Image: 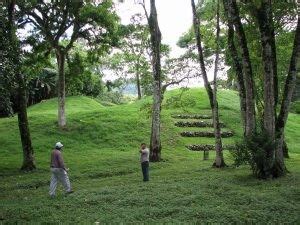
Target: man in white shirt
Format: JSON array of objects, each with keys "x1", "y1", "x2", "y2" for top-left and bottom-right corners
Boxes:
[{"x1": 139, "y1": 143, "x2": 149, "y2": 181}]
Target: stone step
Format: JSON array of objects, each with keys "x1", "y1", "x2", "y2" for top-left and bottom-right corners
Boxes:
[
  {"x1": 175, "y1": 121, "x2": 225, "y2": 128},
  {"x1": 172, "y1": 114, "x2": 212, "y2": 119},
  {"x1": 185, "y1": 144, "x2": 236, "y2": 151},
  {"x1": 180, "y1": 131, "x2": 234, "y2": 138}
]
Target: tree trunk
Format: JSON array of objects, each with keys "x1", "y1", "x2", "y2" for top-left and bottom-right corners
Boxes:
[
  {"x1": 275, "y1": 16, "x2": 300, "y2": 176},
  {"x1": 150, "y1": 80, "x2": 162, "y2": 161},
  {"x1": 282, "y1": 137, "x2": 289, "y2": 159},
  {"x1": 255, "y1": 1, "x2": 277, "y2": 177},
  {"x1": 212, "y1": 0, "x2": 225, "y2": 168},
  {"x1": 7, "y1": 0, "x2": 36, "y2": 171},
  {"x1": 191, "y1": 0, "x2": 225, "y2": 167},
  {"x1": 18, "y1": 73, "x2": 36, "y2": 171},
  {"x1": 227, "y1": 0, "x2": 256, "y2": 138},
  {"x1": 148, "y1": 0, "x2": 162, "y2": 162},
  {"x1": 56, "y1": 48, "x2": 66, "y2": 128},
  {"x1": 223, "y1": 0, "x2": 247, "y2": 136},
  {"x1": 136, "y1": 64, "x2": 142, "y2": 99}
]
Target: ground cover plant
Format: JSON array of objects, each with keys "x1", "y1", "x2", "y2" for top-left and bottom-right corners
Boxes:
[{"x1": 0, "y1": 88, "x2": 299, "y2": 223}]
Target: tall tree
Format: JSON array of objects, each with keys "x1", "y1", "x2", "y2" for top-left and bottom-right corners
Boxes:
[
  {"x1": 225, "y1": 0, "x2": 299, "y2": 178},
  {"x1": 227, "y1": 0, "x2": 256, "y2": 138},
  {"x1": 191, "y1": 0, "x2": 225, "y2": 167},
  {"x1": 6, "y1": 0, "x2": 36, "y2": 170},
  {"x1": 252, "y1": 0, "x2": 277, "y2": 176},
  {"x1": 274, "y1": 13, "x2": 300, "y2": 176},
  {"x1": 147, "y1": 0, "x2": 162, "y2": 161},
  {"x1": 120, "y1": 14, "x2": 150, "y2": 99},
  {"x1": 223, "y1": 0, "x2": 247, "y2": 135},
  {"x1": 18, "y1": 0, "x2": 119, "y2": 127}
]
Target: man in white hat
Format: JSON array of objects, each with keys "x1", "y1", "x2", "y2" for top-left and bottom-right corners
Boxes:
[{"x1": 49, "y1": 142, "x2": 73, "y2": 197}]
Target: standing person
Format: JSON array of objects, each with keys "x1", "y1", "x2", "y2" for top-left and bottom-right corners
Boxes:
[
  {"x1": 49, "y1": 142, "x2": 73, "y2": 197},
  {"x1": 139, "y1": 143, "x2": 149, "y2": 182}
]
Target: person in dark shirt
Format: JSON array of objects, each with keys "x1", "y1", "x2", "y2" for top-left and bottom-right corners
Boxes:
[{"x1": 49, "y1": 142, "x2": 73, "y2": 197}]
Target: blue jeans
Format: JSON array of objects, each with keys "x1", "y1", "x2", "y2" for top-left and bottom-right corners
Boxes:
[{"x1": 141, "y1": 161, "x2": 149, "y2": 181}]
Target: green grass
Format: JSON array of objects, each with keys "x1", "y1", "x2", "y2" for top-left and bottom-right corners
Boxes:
[{"x1": 0, "y1": 88, "x2": 299, "y2": 223}]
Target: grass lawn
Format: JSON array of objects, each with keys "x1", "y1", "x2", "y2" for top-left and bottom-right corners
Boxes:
[{"x1": 0, "y1": 88, "x2": 299, "y2": 223}]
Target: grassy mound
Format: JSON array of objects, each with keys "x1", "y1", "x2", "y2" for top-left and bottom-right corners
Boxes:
[{"x1": 0, "y1": 89, "x2": 299, "y2": 223}]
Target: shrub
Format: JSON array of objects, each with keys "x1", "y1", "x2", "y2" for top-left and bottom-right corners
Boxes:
[
  {"x1": 230, "y1": 131, "x2": 276, "y2": 179},
  {"x1": 97, "y1": 91, "x2": 124, "y2": 105}
]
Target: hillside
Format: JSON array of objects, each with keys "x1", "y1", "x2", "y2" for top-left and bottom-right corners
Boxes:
[{"x1": 0, "y1": 89, "x2": 299, "y2": 223}]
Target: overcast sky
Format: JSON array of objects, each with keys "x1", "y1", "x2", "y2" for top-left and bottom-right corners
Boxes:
[{"x1": 114, "y1": 0, "x2": 193, "y2": 57}]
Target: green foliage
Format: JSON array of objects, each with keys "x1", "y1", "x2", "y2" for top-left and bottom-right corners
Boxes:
[
  {"x1": 17, "y1": 0, "x2": 121, "y2": 87},
  {"x1": 27, "y1": 68, "x2": 57, "y2": 105},
  {"x1": 97, "y1": 91, "x2": 124, "y2": 105},
  {"x1": 66, "y1": 49, "x2": 104, "y2": 97},
  {"x1": 0, "y1": 3, "x2": 14, "y2": 116},
  {"x1": 164, "y1": 93, "x2": 196, "y2": 110},
  {"x1": 0, "y1": 1, "x2": 19, "y2": 116},
  {"x1": 231, "y1": 131, "x2": 277, "y2": 179},
  {"x1": 139, "y1": 101, "x2": 152, "y2": 118},
  {"x1": 290, "y1": 101, "x2": 300, "y2": 114},
  {"x1": 177, "y1": 0, "x2": 227, "y2": 60}
]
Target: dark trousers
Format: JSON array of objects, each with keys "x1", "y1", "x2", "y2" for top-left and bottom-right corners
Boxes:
[{"x1": 141, "y1": 161, "x2": 149, "y2": 181}]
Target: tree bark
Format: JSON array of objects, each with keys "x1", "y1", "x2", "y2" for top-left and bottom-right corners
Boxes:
[
  {"x1": 275, "y1": 16, "x2": 300, "y2": 176},
  {"x1": 255, "y1": 1, "x2": 277, "y2": 177},
  {"x1": 136, "y1": 62, "x2": 142, "y2": 99},
  {"x1": 223, "y1": 0, "x2": 247, "y2": 136},
  {"x1": 148, "y1": 0, "x2": 162, "y2": 162},
  {"x1": 18, "y1": 73, "x2": 36, "y2": 171},
  {"x1": 227, "y1": 0, "x2": 256, "y2": 138},
  {"x1": 212, "y1": 0, "x2": 225, "y2": 168},
  {"x1": 7, "y1": 0, "x2": 36, "y2": 170},
  {"x1": 191, "y1": 0, "x2": 225, "y2": 167},
  {"x1": 56, "y1": 48, "x2": 66, "y2": 128}
]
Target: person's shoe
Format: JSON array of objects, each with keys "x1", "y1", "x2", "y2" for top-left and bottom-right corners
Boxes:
[
  {"x1": 49, "y1": 195, "x2": 55, "y2": 199},
  {"x1": 66, "y1": 190, "x2": 74, "y2": 195}
]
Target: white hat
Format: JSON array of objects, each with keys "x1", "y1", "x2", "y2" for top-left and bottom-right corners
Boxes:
[{"x1": 55, "y1": 142, "x2": 64, "y2": 149}]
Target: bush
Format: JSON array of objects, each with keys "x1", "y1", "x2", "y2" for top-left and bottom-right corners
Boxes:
[
  {"x1": 230, "y1": 131, "x2": 276, "y2": 179},
  {"x1": 97, "y1": 91, "x2": 124, "y2": 105}
]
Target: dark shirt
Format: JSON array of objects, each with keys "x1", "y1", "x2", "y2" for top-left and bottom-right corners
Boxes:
[{"x1": 50, "y1": 149, "x2": 65, "y2": 169}]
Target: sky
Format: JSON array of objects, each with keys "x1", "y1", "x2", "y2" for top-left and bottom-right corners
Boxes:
[{"x1": 114, "y1": 0, "x2": 193, "y2": 57}]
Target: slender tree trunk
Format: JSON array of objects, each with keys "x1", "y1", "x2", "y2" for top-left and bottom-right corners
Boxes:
[
  {"x1": 148, "y1": 0, "x2": 162, "y2": 162},
  {"x1": 136, "y1": 63, "x2": 142, "y2": 99},
  {"x1": 212, "y1": 0, "x2": 225, "y2": 167},
  {"x1": 18, "y1": 73, "x2": 36, "y2": 171},
  {"x1": 191, "y1": 0, "x2": 225, "y2": 167},
  {"x1": 275, "y1": 16, "x2": 300, "y2": 176},
  {"x1": 150, "y1": 80, "x2": 162, "y2": 161},
  {"x1": 7, "y1": 0, "x2": 36, "y2": 170},
  {"x1": 227, "y1": 0, "x2": 256, "y2": 138},
  {"x1": 56, "y1": 48, "x2": 66, "y2": 128},
  {"x1": 223, "y1": 0, "x2": 247, "y2": 135}
]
